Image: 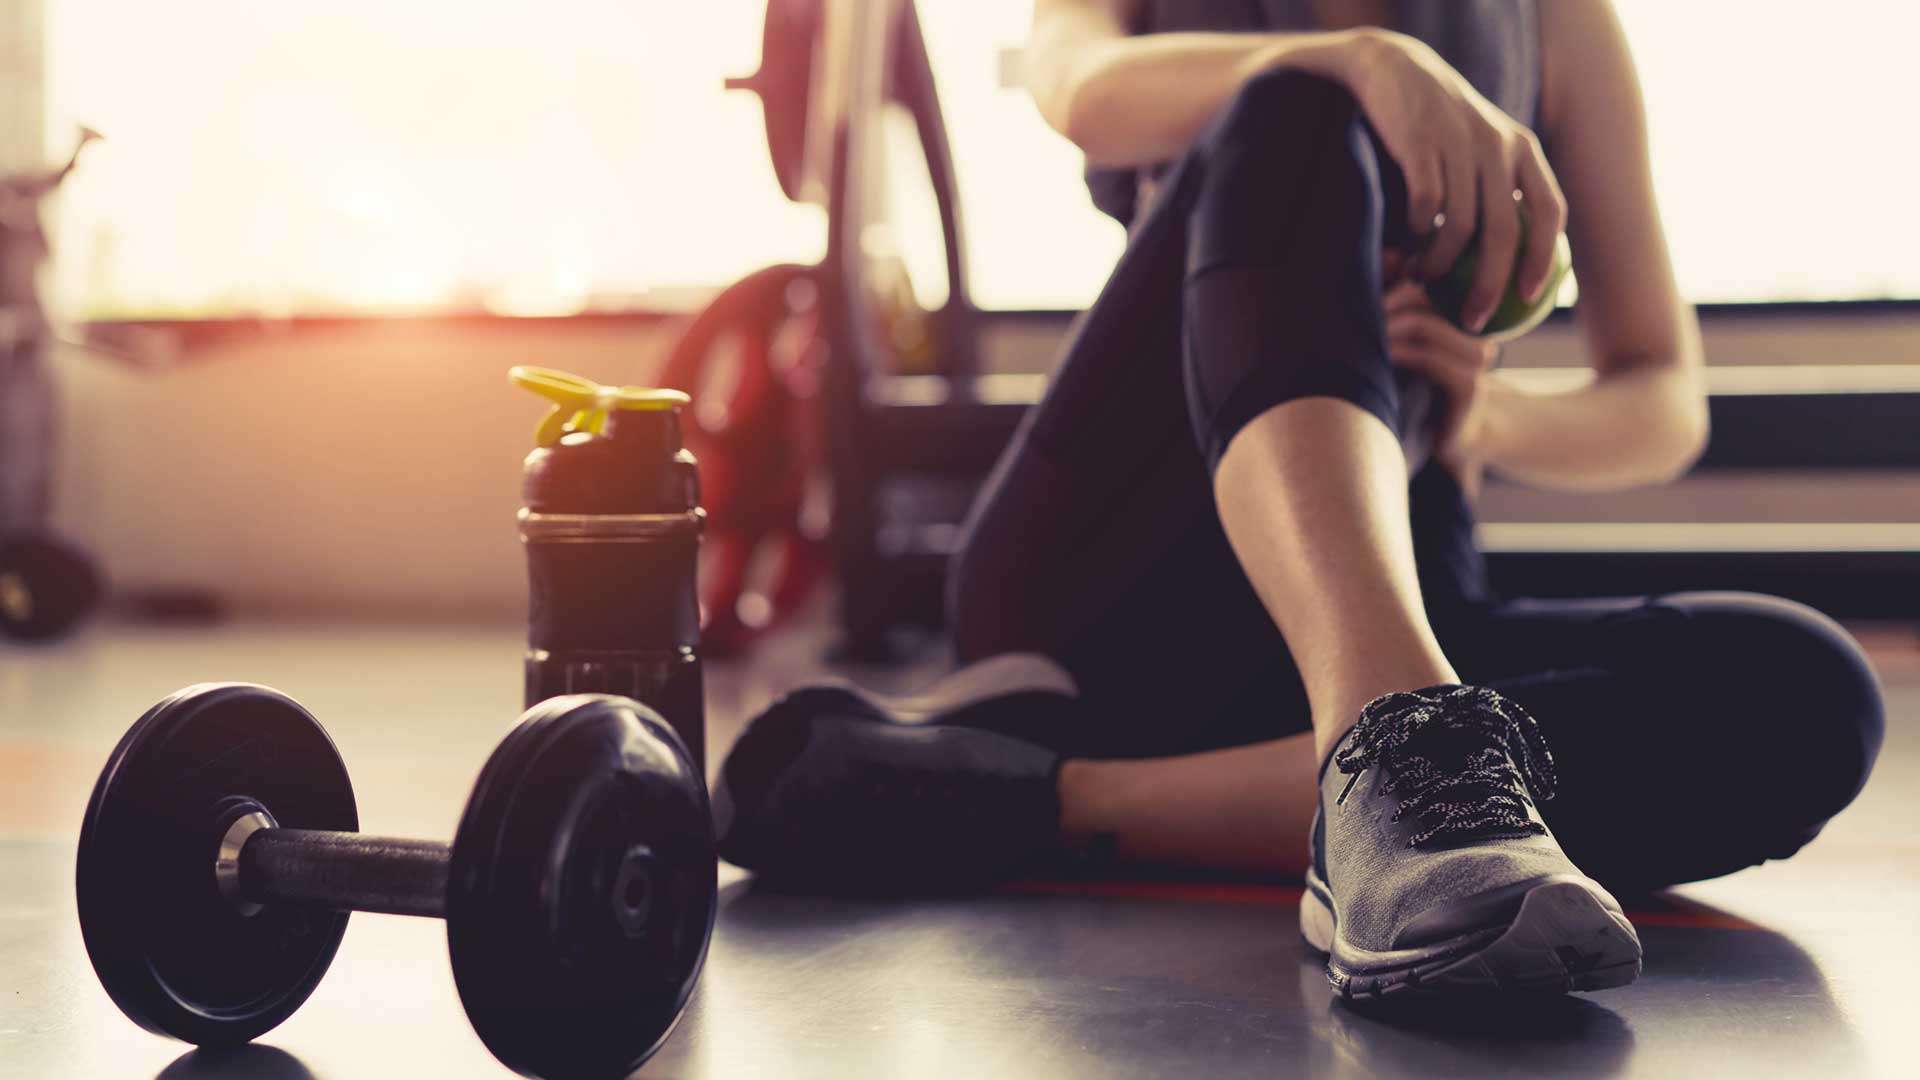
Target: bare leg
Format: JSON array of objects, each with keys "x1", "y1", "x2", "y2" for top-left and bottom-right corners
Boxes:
[
  {"x1": 1212, "y1": 397, "x2": 1456, "y2": 761},
  {"x1": 1058, "y1": 734, "x2": 1320, "y2": 874},
  {"x1": 1052, "y1": 398, "x2": 1457, "y2": 870}
]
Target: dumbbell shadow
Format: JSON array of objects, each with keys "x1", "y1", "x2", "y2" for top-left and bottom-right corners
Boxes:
[{"x1": 156, "y1": 1044, "x2": 316, "y2": 1080}]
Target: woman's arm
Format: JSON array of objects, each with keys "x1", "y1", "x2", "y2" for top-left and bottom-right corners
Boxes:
[
  {"x1": 1026, "y1": 0, "x2": 1361, "y2": 168},
  {"x1": 1475, "y1": 0, "x2": 1710, "y2": 491},
  {"x1": 1033, "y1": 0, "x2": 1570, "y2": 328}
]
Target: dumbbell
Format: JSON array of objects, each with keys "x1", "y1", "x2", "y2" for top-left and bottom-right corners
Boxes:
[{"x1": 76, "y1": 683, "x2": 717, "y2": 1079}]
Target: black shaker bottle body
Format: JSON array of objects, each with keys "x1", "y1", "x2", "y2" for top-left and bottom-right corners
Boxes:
[{"x1": 517, "y1": 375, "x2": 706, "y2": 769}]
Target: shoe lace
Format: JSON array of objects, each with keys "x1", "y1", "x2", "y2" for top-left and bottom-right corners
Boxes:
[{"x1": 1332, "y1": 685, "x2": 1558, "y2": 848}]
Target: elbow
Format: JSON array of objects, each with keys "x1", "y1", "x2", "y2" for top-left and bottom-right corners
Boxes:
[
  {"x1": 1030, "y1": 78, "x2": 1076, "y2": 145},
  {"x1": 1670, "y1": 362, "x2": 1713, "y2": 477},
  {"x1": 1026, "y1": 42, "x2": 1089, "y2": 148},
  {"x1": 1678, "y1": 396, "x2": 1712, "y2": 473},
  {"x1": 1029, "y1": 48, "x2": 1127, "y2": 164},
  {"x1": 1062, "y1": 100, "x2": 1129, "y2": 165},
  {"x1": 1592, "y1": 362, "x2": 1709, "y2": 489},
  {"x1": 1040, "y1": 76, "x2": 1113, "y2": 163},
  {"x1": 1647, "y1": 381, "x2": 1712, "y2": 484},
  {"x1": 1058, "y1": 93, "x2": 1100, "y2": 158}
]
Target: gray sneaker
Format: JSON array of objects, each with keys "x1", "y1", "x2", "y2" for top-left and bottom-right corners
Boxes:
[{"x1": 1301, "y1": 684, "x2": 1642, "y2": 998}]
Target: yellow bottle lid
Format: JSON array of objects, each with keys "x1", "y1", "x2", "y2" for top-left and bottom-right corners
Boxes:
[{"x1": 509, "y1": 366, "x2": 691, "y2": 447}]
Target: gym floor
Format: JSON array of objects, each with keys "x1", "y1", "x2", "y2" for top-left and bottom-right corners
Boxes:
[{"x1": 4, "y1": 615, "x2": 1917, "y2": 1079}]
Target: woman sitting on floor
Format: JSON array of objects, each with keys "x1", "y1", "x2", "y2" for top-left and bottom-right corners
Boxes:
[{"x1": 712, "y1": 0, "x2": 1884, "y2": 999}]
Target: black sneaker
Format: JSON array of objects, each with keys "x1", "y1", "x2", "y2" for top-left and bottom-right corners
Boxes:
[
  {"x1": 1301, "y1": 684, "x2": 1642, "y2": 998},
  {"x1": 713, "y1": 687, "x2": 1065, "y2": 893}
]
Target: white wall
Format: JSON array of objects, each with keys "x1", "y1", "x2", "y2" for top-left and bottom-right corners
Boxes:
[{"x1": 50, "y1": 321, "x2": 676, "y2": 616}]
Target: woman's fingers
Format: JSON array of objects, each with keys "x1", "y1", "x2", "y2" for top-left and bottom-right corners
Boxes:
[
  {"x1": 1463, "y1": 168, "x2": 1522, "y2": 332},
  {"x1": 1405, "y1": 122, "x2": 1563, "y2": 331},
  {"x1": 1381, "y1": 279, "x2": 1429, "y2": 314},
  {"x1": 1402, "y1": 151, "x2": 1446, "y2": 249},
  {"x1": 1387, "y1": 309, "x2": 1499, "y2": 373},
  {"x1": 1387, "y1": 327, "x2": 1471, "y2": 379},
  {"x1": 1512, "y1": 138, "x2": 1568, "y2": 301},
  {"x1": 1420, "y1": 137, "x2": 1477, "y2": 281},
  {"x1": 1386, "y1": 340, "x2": 1477, "y2": 403},
  {"x1": 1380, "y1": 248, "x2": 1415, "y2": 287},
  {"x1": 1388, "y1": 305, "x2": 1488, "y2": 349}
]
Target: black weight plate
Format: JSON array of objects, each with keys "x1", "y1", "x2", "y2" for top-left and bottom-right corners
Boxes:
[
  {"x1": 448, "y1": 695, "x2": 715, "y2": 1079},
  {"x1": 0, "y1": 533, "x2": 103, "y2": 640},
  {"x1": 76, "y1": 683, "x2": 357, "y2": 1045}
]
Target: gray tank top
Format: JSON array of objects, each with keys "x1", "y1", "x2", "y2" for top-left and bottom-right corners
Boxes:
[{"x1": 1086, "y1": 0, "x2": 1541, "y2": 224}]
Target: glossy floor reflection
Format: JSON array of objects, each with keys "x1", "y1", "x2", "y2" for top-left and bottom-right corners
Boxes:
[{"x1": 2, "y1": 618, "x2": 1915, "y2": 1078}]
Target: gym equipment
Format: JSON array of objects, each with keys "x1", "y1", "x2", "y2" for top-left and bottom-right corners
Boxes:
[
  {"x1": 76, "y1": 683, "x2": 716, "y2": 1079},
  {"x1": 514, "y1": 366, "x2": 707, "y2": 767},
  {"x1": 1423, "y1": 201, "x2": 1574, "y2": 340},
  {"x1": 725, "y1": 0, "x2": 822, "y2": 202},
  {"x1": 712, "y1": 0, "x2": 1004, "y2": 658},
  {"x1": 0, "y1": 532, "x2": 103, "y2": 639},
  {"x1": 1, "y1": 128, "x2": 104, "y2": 642},
  {"x1": 655, "y1": 264, "x2": 832, "y2": 655}
]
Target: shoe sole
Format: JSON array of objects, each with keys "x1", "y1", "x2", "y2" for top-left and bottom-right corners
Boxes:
[{"x1": 1302, "y1": 875, "x2": 1642, "y2": 999}]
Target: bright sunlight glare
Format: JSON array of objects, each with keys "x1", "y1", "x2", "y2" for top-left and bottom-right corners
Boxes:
[{"x1": 40, "y1": 0, "x2": 1920, "y2": 318}]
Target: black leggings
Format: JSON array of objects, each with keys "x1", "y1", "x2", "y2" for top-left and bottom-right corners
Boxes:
[{"x1": 948, "y1": 70, "x2": 1885, "y2": 892}]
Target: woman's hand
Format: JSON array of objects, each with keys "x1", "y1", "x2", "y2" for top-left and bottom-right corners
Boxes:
[
  {"x1": 1383, "y1": 282, "x2": 1500, "y2": 482},
  {"x1": 1335, "y1": 28, "x2": 1567, "y2": 332}
]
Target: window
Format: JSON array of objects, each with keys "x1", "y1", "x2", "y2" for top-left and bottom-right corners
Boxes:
[
  {"x1": 42, "y1": 0, "x2": 1920, "y2": 318},
  {"x1": 1612, "y1": 0, "x2": 1920, "y2": 304},
  {"x1": 44, "y1": 0, "x2": 823, "y2": 317},
  {"x1": 918, "y1": 0, "x2": 1920, "y2": 308}
]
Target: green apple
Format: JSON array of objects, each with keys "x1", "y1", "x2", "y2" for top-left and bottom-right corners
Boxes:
[{"x1": 1423, "y1": 204, "x2": 1573, "y2": 341}]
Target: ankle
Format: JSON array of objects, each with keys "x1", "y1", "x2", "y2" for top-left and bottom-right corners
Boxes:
[
  {"x1": 1310, "y1": 669, "x2": 1461, "y2": 764},
  {"x1": 1055, "y1": 758, "x2": 1096, "y2": 842},
  {"x1": 1054, "y1": 759, "x2": 1129, "y2": 868}
]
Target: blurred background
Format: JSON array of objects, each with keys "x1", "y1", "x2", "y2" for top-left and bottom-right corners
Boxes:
[
  {"x1": 34, "y1": 0, "x2": 1920, "y2": 314},
  {"x1": 4, "y1": 0, "x2": 1919, "y2": 645}
]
